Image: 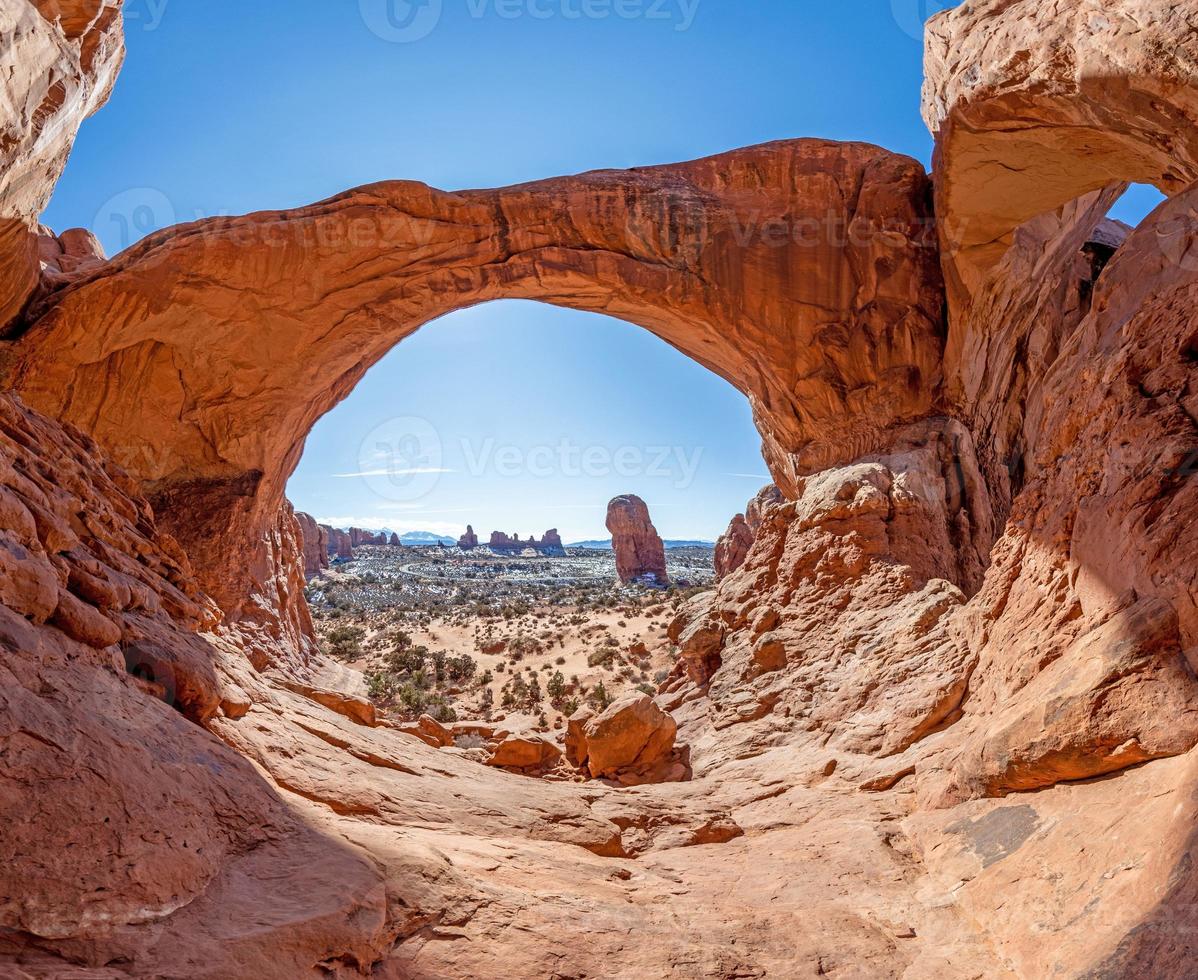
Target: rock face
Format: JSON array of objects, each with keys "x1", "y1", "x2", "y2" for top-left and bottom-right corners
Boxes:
[
  {"x1": 322, "y1": 525, "x2": 352, "y2": 560},
  {"x1": 605, "y1": 495, "x2": 668, "y2": 585},
  {"x1": 388, "y1": 531, "x2": 401, "y2": 547},
  {"x1": 1, "y1": 0, "x2": 125, "y2": 333},
  {"x1": 348, "y1": 527, "x2": 388, "y2": 547},
  {"x1": 293, "y1": 512, "x2": 328, "y2": 577},
  {"x1": 5, "y1": 2, "x2": 1198, "y2": 977},
  {"x1": 458, "y1": 524, "x2": 478, "y2": 550},
  {"x1": 714, "y1": 514, "x2": 752, "y2": 579}
]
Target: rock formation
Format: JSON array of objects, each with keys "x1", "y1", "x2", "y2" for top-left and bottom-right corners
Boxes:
[
  {"x1": 3, "y1": 1, "x2": 1198, "y2": 976},
  {"x1": 715, "y1": 485, "x2": 787, "y2": 578},
  {"x1": 388, "y1": 531, "x2": 401, "y2": 547},
  {"x1": 569, "y1": 694, "x2": 685, "y2": 786},
  {"x1": 293, "y1": 512, "x2": 328, "y2": 577},
  {"x1": 606, "y1": 495, "x2": 668, "y2": 585},
  {"x1": 486, "y1": 529, "x2": 565, "y2": 555},
  {"x1": 348, "y1": 526, "x2": 388, "y2": 547},
  {"x1": 322, "y1": 524, "x2": 352, "y2": 560},
  {"x1": 458, "y1": 524, "x2": 478, "y2": 549},
  {"x1": 0, "y1": 0, "x2": 125, "y2": 333}
]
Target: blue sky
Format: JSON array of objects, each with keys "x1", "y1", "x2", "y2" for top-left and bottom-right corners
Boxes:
[{"x1": 42, "y1": 0, "x2": 1165, "y2": 540}]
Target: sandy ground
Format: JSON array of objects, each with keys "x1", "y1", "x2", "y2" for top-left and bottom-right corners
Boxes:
[{"x1": 307, "y1": 545, "x2": 709, "y2": 733}]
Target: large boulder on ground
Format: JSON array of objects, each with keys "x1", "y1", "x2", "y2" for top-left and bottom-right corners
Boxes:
[
  {"x1": 487, "y1": 734, "x2": 562, "y2": 770},
  {"x1": 579, "y1": 694, "x2": 677, "y2": 780},
  {"x1": 605, "y1": 495, "x2": 669, "y2": 586}
]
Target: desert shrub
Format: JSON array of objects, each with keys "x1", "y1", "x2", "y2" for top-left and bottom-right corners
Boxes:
[
  {"x1": 588, "y1": 681, "x2": 613, "y2": 711},
  {"x1": 547, "y1": 671, "x2": 566, "y2": 704},
  {"x1": 326, "y1": 625, "x2": 366, "y2": 660},
  {"x1": 587, "y1": 648, "x2": 615, "y2": 669},
  {"x1": 365, "y1": 670, "x2": 398, "y2": 702},
  {"x1": 636, "y1": 683, "x2": 656, "y2": 697},
  {"x1": 447, "y1": 653, "x2": 477, "y2": 682},
  {"x1": 385, "y1": 646, "x2": 426, "y2": 675},
  {"x1": 562, "y1": 697, "x2": 580, "y2": 716}
]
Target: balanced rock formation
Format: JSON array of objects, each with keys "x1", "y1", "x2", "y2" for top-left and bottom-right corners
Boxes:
[
  {"x1": 606, "y1": 495, "x2": 668, "y2": 585},
  {"x1": 293, "y1": 512, "x2": 328, "y2": 577},
  {"x1": 458, "y1": 524, "x2": 478, "y2": 550}
]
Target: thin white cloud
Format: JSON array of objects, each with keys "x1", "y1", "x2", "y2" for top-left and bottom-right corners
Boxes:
[
  {"x1": 723, "y1": 473, "x2": 772, "y2": 480},
  {"x1": 330, "y1": 467, "x2": 456, "y2": 478},
  {"x1": 313, "y1": 516, "x2": 464, "y2": 537}
]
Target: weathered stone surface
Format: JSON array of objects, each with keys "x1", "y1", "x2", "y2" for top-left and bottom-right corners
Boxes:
[
  {"x1": 4, "y1": 3, "x2": 1198, "y2": 976},
  {"x1": 580, "y1": 694, "x2": 678, "y2": 780},
  {"x1": 0, "y1": 0, "x2": 125, "y2": 332},
  {"x1": 293, "y1": 511, "x2": 328, "y2": 577},
  {"x1": 3, "y1": 138, "x2": 944, "y2": 650},
  {"x1": 606, "y1": 495, "x2": 669, "y2": 586},
  {"x1": 924, "y1": 0, "x2": 1198, "y2": 319},
  {"x1": 714, "y1": 513, "x2": 752, "y2": 580},
  {"x1": 487, "y1": 733, "x2": 562, "y2": 770},
  {"x1": 322, "y1": 524, "x2": 352, "y2": 560}
]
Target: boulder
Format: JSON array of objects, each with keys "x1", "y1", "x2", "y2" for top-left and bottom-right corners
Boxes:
[
  {"x1": 487, "y1": 734, "x2": 562, "y2": 770},
  {"x1": 580, "y1": 694, "x2": 677, "y2": 780}
]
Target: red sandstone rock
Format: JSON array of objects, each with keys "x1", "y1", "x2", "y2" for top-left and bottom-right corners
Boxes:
[
  {"x1": 458, "y1": 524, "x2": 478, "y2": 550},
  {"x1": 714, "y1": 513, "x2": 752, "y2": 579},
  {"x1": 487, "y1": 733, "x2": 562, "y2": 770},
  {"x1": 322, "y1": 525, "x2": 352, "y2": 560},
  {"x1": 579, "y1": 693, "x2": 677, "y2": 780},
  {"x1": 605, "y1": 495, "x2": 669, "y2": 586},
  {"x1": 3, "y1": 3, "x2": 1198, "y2": 976},
  {"x1": 293, "y1": 511, "x2": 329, "y2": 577}
]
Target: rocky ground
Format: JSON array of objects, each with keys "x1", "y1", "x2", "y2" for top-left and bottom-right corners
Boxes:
[{"x1": 306, "y1": 545, "x2": 714, "y2": 735}]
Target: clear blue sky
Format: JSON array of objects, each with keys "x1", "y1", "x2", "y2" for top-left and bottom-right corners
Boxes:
[{"x1": 43, "y1": 0, "x2": 1164, "y2": 540}]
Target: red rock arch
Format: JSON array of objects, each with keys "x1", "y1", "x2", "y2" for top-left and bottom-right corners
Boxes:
[{"x1": 3, "y1": 139, "x2": 945, "y2": 642}]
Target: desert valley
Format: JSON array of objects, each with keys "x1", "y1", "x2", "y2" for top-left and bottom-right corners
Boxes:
[{"x1": 3, "y1": 1, "x2": 1198, "y2": 977}]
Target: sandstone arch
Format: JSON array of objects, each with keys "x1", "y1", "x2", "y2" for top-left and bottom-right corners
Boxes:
[
  {"x1": 924, "y1": 0, "x2": 1198, "y2": 317},
  {"x1": 2, "y1": 140, "x2": 945, "y2": 637}
]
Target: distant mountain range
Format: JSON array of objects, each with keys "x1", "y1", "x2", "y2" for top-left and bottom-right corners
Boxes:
[
  {"x1": 567, "y1": 538, "x2": 714, "y2": 550},
  {"x1": 394, "y1": 531, "x2": 458, "y2": 545}
]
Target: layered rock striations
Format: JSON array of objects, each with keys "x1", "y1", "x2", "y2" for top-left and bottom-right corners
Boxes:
[{"x1": 606, "y1": 495, "x2": 669, "y2": 586}]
